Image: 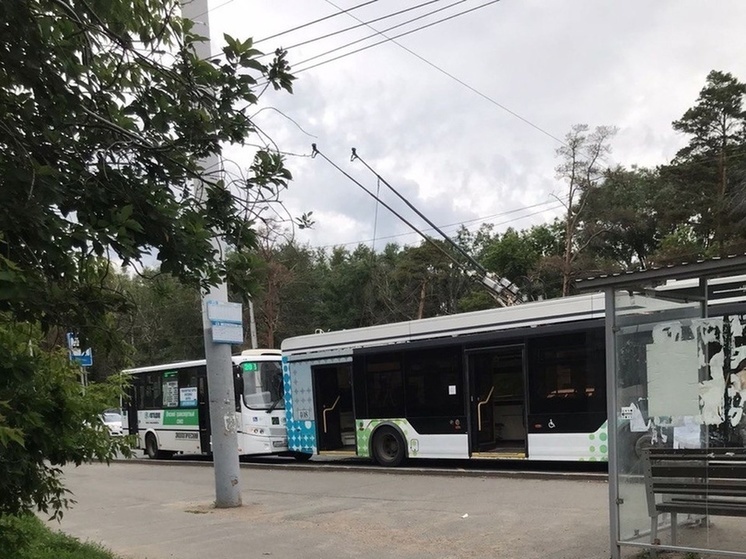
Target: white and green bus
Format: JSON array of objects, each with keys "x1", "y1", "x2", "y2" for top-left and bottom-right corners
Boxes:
[{"x1": 123, "y1": 349, "x2": 288, "y2": 459}]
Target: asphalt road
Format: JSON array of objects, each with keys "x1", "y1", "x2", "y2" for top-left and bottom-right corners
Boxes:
[{"x1": 50, "y1": 461, "x2": 613, "y2": 559}]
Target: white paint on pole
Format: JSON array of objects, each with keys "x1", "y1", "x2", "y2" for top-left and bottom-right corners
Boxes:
[{"x1": 180, "y1": 0, "x2": 242, "y2": 508}]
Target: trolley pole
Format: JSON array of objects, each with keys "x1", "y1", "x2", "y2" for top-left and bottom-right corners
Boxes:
[{"x1": 180, "y1": 0, "x2": 242, "y2": 508}]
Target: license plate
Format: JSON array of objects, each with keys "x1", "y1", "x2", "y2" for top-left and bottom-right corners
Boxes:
[{"x1": 272, "y1": 439, "x2": 287, "y2": 448}]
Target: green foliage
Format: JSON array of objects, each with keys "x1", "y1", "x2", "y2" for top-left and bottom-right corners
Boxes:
[
  {"x1": 84, "y1": 70, "x2": 746, "y2": 353},
  {"x1": 0, "y1": 0, "x2": 294, "y2": 522},
  {"x1": 577, "y1": 166, "x2": 661, "y2": 269},
  {"x1": 0, "y1": 513, "x2": 118, "y2": 559},
  {"x1": 0, "y1": 322, "x2": 132, "y2": 520},
  {"x1": 0, "y1": 0, "x2": 295, "y2": 332},
  {"x1": 669, "y1": 70, "x2": 746, "y2": 253},
  {"x1": 118, "y1": 271, "x2": 203, "y2": 366},
  {"x1": 673, "y1": 70, "x2": 746, "y2": 159},
  {"x1": 555, "y1": 124, "x2": 618, "y2": 294}
]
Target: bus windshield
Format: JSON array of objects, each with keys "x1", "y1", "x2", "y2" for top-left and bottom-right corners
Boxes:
[{"x1": 240, "y1": 360, "x2": 284, "y2": 410}]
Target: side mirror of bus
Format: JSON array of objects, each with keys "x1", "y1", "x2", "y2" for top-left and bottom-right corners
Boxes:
[{"x1": 234, "y1": 374, "x2": 244, "y2": 411}]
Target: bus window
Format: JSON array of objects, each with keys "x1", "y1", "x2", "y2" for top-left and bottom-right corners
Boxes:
[
  {"x1": 143, "y1": 372, "x2": 163, "y2": 409},
  {"x1": 178, "y1": 368, "x2": 200, "y2": 408},
  {"x1": 240, "y1": 361, "x2": 283, "y2": 410},
  {"x1": 162, "y1": 372, "x2": 179, "y2": 408}
]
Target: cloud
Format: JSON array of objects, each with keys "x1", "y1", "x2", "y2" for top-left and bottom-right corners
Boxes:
[{"x1": 207, "y1": 0, "x2": 746, "y2": 250}]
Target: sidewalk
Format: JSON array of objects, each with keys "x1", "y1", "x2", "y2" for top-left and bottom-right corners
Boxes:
[{"x1": 50, "y1": 461, "x2": 612, "y2": 559}]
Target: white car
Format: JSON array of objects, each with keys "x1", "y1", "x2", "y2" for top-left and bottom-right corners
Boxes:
[{"x1": 101, "y1": 410, "x2": 124, "y2": 436}]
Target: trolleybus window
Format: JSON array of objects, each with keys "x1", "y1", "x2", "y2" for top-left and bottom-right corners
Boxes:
[
  {"x1": 364, "y1": 356, "x2": 405, "y2": 418},
  {"x1": 404, "y1": 349, "x2": 463, "y2": 417},
  {"x1": 529, "y1": 332, "x2": 605, "y2": 414}
]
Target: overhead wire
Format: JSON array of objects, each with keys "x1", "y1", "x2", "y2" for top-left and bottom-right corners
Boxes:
[
  {"x1": 315, "y1": 201, "x2": 566, "y2": 250},
  {"x1": 311, "y1": 144, "x2": 481, "y2": 276},
  {"x1": 294, "y1": 0, "x2": 500, "y2": 75},
  {"x1": 194, "y1": 0, "x2": 237, "y2": 19},
  {"x1": 351, "y1": 148, "x2": 491, "y2": 277},
  {"x1": 320, "y1": 0, "x2": 565, "y2": 145},
  {"x1": 254, "y1": 0, "x2": 380, "y2": 44},
  {"x1": 314, "y1": 145, "x2": 528, "y2": 303},
  {"x1": 198, "y1": 2, "x2": 618, "y2": 258},
  {"x1": 275, "y1": 0, "x2": 466, "y2": 59},
  {"x1": 244, "y1": 0, "x2": 568, "y2": 150}
]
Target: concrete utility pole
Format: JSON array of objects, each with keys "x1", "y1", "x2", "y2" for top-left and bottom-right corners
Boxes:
[
  {"x1": 248, "y1": 300, "x2": 258, "y2": 349},
  {"x1": 180, "y1": 0, "x2": 242, "y2": 508}
]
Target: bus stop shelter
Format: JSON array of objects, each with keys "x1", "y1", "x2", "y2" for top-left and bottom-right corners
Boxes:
[{"x1": 578, "y1": 255, "x2": 746, "y2": 559}]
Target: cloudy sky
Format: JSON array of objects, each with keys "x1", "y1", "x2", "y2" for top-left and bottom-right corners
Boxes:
[{"x1": 204, "y1": 0, "x2": 746, "y2": 252}]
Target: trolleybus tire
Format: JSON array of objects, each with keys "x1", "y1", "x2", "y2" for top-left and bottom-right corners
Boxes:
[
  {"x1": 372, "y1": 426, "x2": 406, "y2": 467},
  {"x1": 634, "y1": 433, "x2": 653, "y2": 458},
  {"x1": 292, "y1": 452, "x2": 313, "y2": 462}
]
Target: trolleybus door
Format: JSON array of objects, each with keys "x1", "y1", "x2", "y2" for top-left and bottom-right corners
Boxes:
[
  {"x1": 467, "y1": 346, "x2": 527, "y2": 455},
  {"x1": 313, "y1": 365, "x2": 344, "y2": 451},
  {"x1": 468, "y1": 352, "x2": 497, "y2": 451}
]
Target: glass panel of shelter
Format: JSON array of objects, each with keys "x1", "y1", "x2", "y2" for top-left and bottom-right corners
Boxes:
[{"x1": 614, "y1": 286, "x2": 746, "y2": 557}]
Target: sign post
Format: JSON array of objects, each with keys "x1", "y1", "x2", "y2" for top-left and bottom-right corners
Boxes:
[{"x1": 66, "y1": 332, "x2": 93, "y2": 388}]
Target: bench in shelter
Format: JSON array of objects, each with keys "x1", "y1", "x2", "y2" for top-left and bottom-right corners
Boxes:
[{"x1": 642, "y1": 447, "x2": 746, "y2": 546}]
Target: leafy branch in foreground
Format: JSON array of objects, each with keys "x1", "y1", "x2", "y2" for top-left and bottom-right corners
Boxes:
[{"x1": 0, "y1": 0, "x2": 297, "y2": 522}]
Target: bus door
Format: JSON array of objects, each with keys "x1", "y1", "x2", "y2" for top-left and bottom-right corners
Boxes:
[
  {"x1": 125, "y1": 379, "x2": 139, "y2": 437},
  {"x1": 197, "y1": 375, "x2": 211, "y2": 453},
  {"x1": 467, "y1": 346, "x2": 527, "y2": 456},
  {"x1": 313, "y1": 364, "x2": 353, "y2": 452}
]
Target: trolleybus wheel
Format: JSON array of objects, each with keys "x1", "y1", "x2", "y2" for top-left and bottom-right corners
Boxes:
[
  {"x1": 292, "y1": 452, "x2": 313, "y2": 462},
  {"x1": 372, "y1": 426, "x2": 406, "y2": 467}
]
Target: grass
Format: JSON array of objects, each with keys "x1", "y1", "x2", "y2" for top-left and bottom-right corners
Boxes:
[{"x1": 0, "y1": 513, "x2": 119, "y2": 559}]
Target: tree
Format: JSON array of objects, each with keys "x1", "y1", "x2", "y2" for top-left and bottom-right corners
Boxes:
[
  {"x1": 266, "y1": 242, "x2": 326, "y2": 341},
  {"x1": 392, "y1": 240, "x2": 467, "y2": 319},
  {"x1": 0, "y1": 325, "x2": 128, "y2": 521},
  {"x1": 577, "y1": 166, "x2": 661, "y2": 270},
  {"x1": 554, "y1": 124, "x2": 618, "y2": 295},
  {"x1": 316, "y1": 245, "x2": 379, "y2": 330},
  {"x1": 671, "y1": 70, "x2": 746, "y2": 253},
  {"x1": 476, "y1": 222, "x2": 566, "y2": 301},
  {"x1": 0, "y1": 0, "x2": 294, "y2": 520},
  {"x1": 122, "y1": 270, "x2": 204, "y2": 366},
  {"x1": 228, "y1": 219, "x2": 302, "y2": 349}
]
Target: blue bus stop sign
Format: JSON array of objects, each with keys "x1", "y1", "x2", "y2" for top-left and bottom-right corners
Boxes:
[{"x1": 66, "y1": 332, "x2": 93, "y2": 367}]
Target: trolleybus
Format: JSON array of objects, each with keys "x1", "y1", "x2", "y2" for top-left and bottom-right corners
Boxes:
[
  {"x1": 282, "y1": 293, "x2": 609, "y2": 466},
  {"x1": 282, "y1": 284, "x2": 746, "y2": 467},
  {"x1": 123, "y1": 349, "x2": 288, "y2": 458}
]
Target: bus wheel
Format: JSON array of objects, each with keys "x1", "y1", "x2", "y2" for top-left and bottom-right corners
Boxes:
[
  {"x1": 145, "y1": 434, "x2": 174, "y2": 459},
  {"x1": 145, "y1": 434, "x2": 159, "y2": 459},
  {"x1": 372, "y1": 426, "x2": 406, "y2": 467}
]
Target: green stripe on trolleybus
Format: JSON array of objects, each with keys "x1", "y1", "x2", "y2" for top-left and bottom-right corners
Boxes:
[{"x1": 163, "y1": 409, "x2": 199, "y2": 426}]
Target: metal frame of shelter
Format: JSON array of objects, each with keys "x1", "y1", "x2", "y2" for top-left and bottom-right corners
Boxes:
[{"x1": 578, "y1": 254, "x2": 746, "y2": 559}]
